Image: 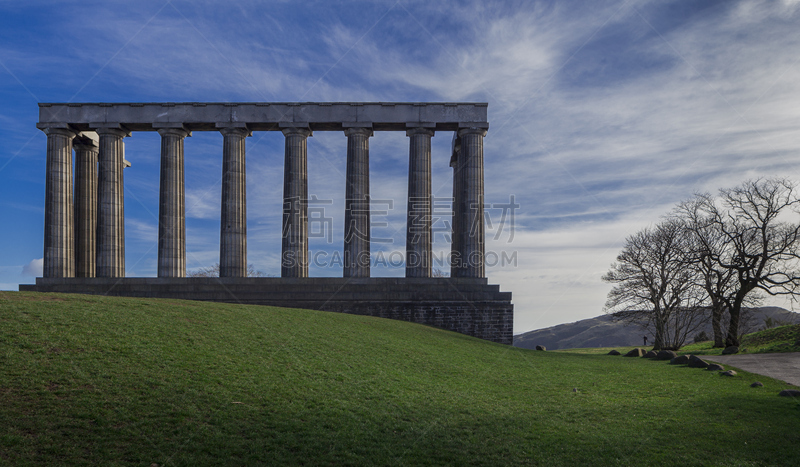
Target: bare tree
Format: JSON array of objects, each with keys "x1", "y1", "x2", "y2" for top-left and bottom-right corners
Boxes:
[
  {"x1": 603, "y1": 219, "x2": 706, "y2": 350},
  {"x1": 187, "y1": 263, "x2": 269, "y2": 277},
  {"x1": 187, "y1": 263, "x2": 220, "y2": 277},
  {"x1": 674, "y1": 196, "x2": 758, "y2": 347},
  {"x1": 697, "y1": 179, "x2": 800, "y2": 347}
]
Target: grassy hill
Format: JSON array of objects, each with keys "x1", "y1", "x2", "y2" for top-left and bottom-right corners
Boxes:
[
  {"x1": 557, "y1": 324, "x2": 800, "y2": 357},
  {"x1": 1, "y1": 292, "x2": 799, "y2": 466},
  {"x1": 681, "y1": 324, "x2": 800, "y2": 356}
]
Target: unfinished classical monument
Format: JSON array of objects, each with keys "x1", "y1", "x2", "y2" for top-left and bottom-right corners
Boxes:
[{"x1": 20, "y1": 102, "x2": 513, "y2": 344}]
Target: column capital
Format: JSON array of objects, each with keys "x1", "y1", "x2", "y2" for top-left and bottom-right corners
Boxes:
[
  {"x1": 406, "y1": 127, "x2": 434, "y2": 137},
  {"x1": 216, "y1": 122, "x2": 252, "y2": 137},
  {"x1": 95, "y1": 126, "x2": 131, "y2": 138},
  {"x1": 37, "y1": 122, "x2": 77, "y2": 136},
  {"x1": 157, "y1": 127, "x2": 191, "y2": 138},
  {"x1": 281, "y1": 126, "x2": 312, "y2": 138},
  {"x1": 457, "y1": 126, "x2": 488, "y2": 138},
  {"x1": 218, "y1": 126, "x2": 252, "y2": 137},
  {"x1": 344, "y1": 126, "x2": 373, "y2": 138},
  {"x1": 73, "y1": 132, "x2": 99, "y2": 150},
  {"x1": 39, "y1": 126, "x2": 78, "y2": 139}
]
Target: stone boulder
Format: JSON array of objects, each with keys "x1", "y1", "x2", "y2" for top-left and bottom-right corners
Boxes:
[
  {"x1": 720, "y1": 370, "x2": 737, "y2": 377},
  {"x1": 779, "y1": 389, "x2": 800, "y2": 397},
  {"x1": 670, "y1": 355, "x2": 691, "y2": 365},
  {"x1": 656, "y1": 350, "x2": 678, "y2": 361},
  {"x1": 643, "y1": 351, "x2": 658, "y2": 359},
  {"x1": 751, "y1": 382, "x2": 763, "y2": 387},
  {"x1": 688, "y1": 355, "x2": 709, "y2": 368},
  {"x1": 607, "y1": 350, "x2": 621, "y2": 355},
  {"x1": 706, "y1": 363, "x2": 725, "y2": 371},
  {"x1": 535, "y1": 345, "x2": 546, "y2": 351},
  {"x1": 624, "y1": 348, "x2": 646, "y2": 357},
  {"x1": 722, "y1": 346, "x2": 739, "y2": 355}
]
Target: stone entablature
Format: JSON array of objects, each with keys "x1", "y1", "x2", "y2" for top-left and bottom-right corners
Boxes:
[{"x1": 37, "y1": 102, "x2": 489, "y2": 132}]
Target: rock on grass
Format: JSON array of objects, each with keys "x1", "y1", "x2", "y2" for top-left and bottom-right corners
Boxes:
[
  {"x1": 670, "y1": 355, "x2": 690, "y2": 365},
  {"x1": 688, "y1": 355, "x2": 709, "y2": 368},
  {"x1": 657, "y1": 350, "x2": 678, "y2": 360}
]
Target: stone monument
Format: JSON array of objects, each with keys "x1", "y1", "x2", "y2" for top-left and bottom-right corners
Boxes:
[{"x1": 20, "y1": 102, "x2": 513, "y2": 344}]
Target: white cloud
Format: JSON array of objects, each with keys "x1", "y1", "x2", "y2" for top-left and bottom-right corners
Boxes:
[{"x1": 22, "y1": 258, "x2": 42, "y2": 277}]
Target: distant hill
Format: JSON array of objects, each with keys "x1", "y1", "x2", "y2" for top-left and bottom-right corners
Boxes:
[{"x1": 513, "y1": 307, "x2": 800, "y2": 350}]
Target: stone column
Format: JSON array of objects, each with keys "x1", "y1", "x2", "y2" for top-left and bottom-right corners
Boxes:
[
  {"x1": 450, "y1": 136, "x2": 463, "y2": 278},
  {"x1": 343, "y1": 127, "x2": 372, "y2": 278},
  {"x1": 157, "y1": 127, "x2": 190, "y2": 278},
  {"x1": 73, "y1": 134, "x2": 99, "y2": 277},
  {"x1": 457, "y1": 127, "x2": 487, "y2": 278},
  {"x1": 96, "y1": 127, "x2": 128, "y2": 278},
  {"x1": 41, "y1": 127, "x2": 77, "y2": 278},
  {"x1": 281, "y1": 126, "x2": 311, "y2": 278},
  {"x1": 405, "y1": 127, "x2": 434, "y2": 278},
  {"x1": 219, "y1": 126, "x2": 249, "y2": 278}
]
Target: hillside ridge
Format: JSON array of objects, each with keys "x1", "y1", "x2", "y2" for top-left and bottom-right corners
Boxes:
[{"x1": 514, "y1": 307, "x2": 799, "y2": 350}]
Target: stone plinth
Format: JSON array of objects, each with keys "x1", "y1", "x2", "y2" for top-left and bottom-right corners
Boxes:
[{"x1": 20, "y1": 277, "x2": 514, "y2": 345}]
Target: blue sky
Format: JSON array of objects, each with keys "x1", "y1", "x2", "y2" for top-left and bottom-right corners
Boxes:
[{"x1": 2, "y1": 0, "x2": 800, "y2": 334}]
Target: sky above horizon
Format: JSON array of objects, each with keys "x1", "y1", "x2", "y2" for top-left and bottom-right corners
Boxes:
[{"x1": 2, "y1": 0, "x2": 800, "y2": 334}]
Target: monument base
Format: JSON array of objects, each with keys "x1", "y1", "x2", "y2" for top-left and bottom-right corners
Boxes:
[{"x1": 19, "y1": 277, "x2": 513, "y2": 345}]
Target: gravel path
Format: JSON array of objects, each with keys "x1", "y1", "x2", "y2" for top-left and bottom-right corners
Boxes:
[{"x1": 704, "y1": 352, "x2": 800, "y2": 386}]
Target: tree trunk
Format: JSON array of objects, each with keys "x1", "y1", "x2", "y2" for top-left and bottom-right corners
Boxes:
[
  {"x1": 652, "y1": 311, "x2": 666, "y2": 350},
  {"x1": 726, "y1": 300, "x2": 742, "y2": 347},
  {"x1": 712, "y1": 304, "x2": 725, "y2": 348}
]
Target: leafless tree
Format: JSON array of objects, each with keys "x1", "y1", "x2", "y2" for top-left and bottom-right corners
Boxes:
[
  {"x1": 695, "y1": 178, "x2": 800, "y2": 347},
  {"x1": 674, "y1": 196, "x2": 761, "y2": 347},
  {"x1": 187, "y1": 263, "x2": 269, "y2": 277},
  {"x1": 432, "y1": 268, "x2": 450, "y2": 277},
  {"x1": 187, "y1": 263, "x2": 220, "y2": 277},
  {"x1": 603, "y1": 219, "x2": 707, "y2": 350}
]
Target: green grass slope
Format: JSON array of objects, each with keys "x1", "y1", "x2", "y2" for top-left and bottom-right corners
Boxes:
[
  {"x1": 1, "y1": 292, "x2": 799, "y2": 466},
  {"x1": 682, "y1": 324, "x2": 800, "y2": 356}
]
